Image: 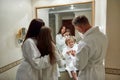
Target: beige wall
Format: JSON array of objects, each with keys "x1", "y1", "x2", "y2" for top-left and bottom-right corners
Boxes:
[
  {"x1": 0, "y1": 0, "x2": 32, "y2": 79},
  {"x1": 105, "y1": 0, "x2": 120, "y2": 79},
  {"x1": 106, "y1": 0, "x2": 120, "y2": 69}
]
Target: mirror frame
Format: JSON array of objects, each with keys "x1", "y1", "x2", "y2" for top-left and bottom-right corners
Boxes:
[{"x1": 35, "y1": 0, "x2": 95, "y2": 26}]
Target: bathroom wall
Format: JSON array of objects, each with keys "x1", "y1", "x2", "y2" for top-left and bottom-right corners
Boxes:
[{"x1": 0, "y1": 0, "x2": 32, "y2": 79}]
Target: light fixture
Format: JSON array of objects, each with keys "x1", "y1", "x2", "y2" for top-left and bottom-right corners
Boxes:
[
  {"x1": 70, "y1": 5, "x2": 74, "y2": 9},
  {"x1": 51, "y1": 7, "x2": 55, "y2": 10}
]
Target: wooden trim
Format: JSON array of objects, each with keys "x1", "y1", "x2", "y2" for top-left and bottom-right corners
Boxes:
[
  {"x1": 35, "y1": 8, "x2": 38, "y2": 19},
  {"x1": 35, "y1": 1, "x2": 93, "y2": 9},
  {"x1": 105, "y1": 67, "x2": 120, "y2": 75},
  {"x1": 92, "y1": 0, "x2": 95, "y2": 26},
  {"x1": 0, "y1": 59, "x2": 120, "y2": 75},
  {"x1": 35, "y1": 1, "x2": 94, "y2": 20},
  {"x1": 0, "y1": 59, "x2": 23, "y2": 74}
]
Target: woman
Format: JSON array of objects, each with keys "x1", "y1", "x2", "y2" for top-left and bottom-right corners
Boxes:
[
  {"x1": 36, "y1": 26, "x2": 64, "y2": 80},
  {"x1": 56, "y1": 25, "x2": 67, "y2": 53},
  {"x1": 16, "y1": 19, "x2": 50, "y2": 80}
]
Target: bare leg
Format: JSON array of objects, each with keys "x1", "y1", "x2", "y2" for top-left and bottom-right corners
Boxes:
[{"x1": 71, "y1": 71, "x2": 78, "y2": 80}]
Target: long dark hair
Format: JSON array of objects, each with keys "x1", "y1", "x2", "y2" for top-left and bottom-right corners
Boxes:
[
  {"x1": 24, "y1": 19, "x2": 45, "y2": 42},
  {"x1": 37, "y1": 27, "x2": 56, "y2": 65},
  {"x1": 57, "y1": 25, "x2": 66, "y2": 34}
]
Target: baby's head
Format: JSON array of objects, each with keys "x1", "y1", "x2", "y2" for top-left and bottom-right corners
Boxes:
[{"x1": 65, "y1": 36, "x2": 76, "y2": 48}]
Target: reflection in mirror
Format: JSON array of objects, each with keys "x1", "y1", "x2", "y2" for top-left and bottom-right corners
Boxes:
[
  {"x1": 36, "y1": 2, "x2": 93, "y2": 51},
  {"x1": 36, "y1": 2, "x2": 93, "y2": 41},
  {"x1": 36, "y1": 2, "x2": 94, "y2": 79}
]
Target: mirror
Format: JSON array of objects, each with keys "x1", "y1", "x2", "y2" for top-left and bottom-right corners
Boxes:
[
  {"x1": 35, "y1": 1, "x2": 94, "y2": 79},
  {"x1": 36, "y1": 1, "x2": 94, "y2": 50},
  {"x1": 36, "y1": 1, "x2": 94, "y2": 41}
]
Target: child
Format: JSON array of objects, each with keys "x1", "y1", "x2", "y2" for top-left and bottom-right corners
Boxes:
[
  {"x1": 62, "y1": 36, "x2": 78, "y2": 80},
  {"x1": 36, "y1": 26, "x2": 64, "y2": 80}
]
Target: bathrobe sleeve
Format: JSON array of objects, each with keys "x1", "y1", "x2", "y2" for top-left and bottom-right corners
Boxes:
[
  {"x1": 76, "y1": 41, "x2": 89, "y2": 70},
  {"x1": 22, "y1": 39, "x2": 50, "y2": 69}
]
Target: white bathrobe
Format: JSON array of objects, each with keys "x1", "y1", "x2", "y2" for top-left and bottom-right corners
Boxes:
[
  {"x1": 76, "y1": 27, "x2": 108, "y2": 80},
  {"x1": 62, "y1": 43, "x2": 78, "y2": 78},
  {"x1": 56, "y1": 34, "x2": 66, "y2": 53},
  {"x1": 16, "y1": 38, "x2": 63, "y2": 80}
]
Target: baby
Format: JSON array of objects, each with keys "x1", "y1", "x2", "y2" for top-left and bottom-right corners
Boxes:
[{"x1": 62, "y1": 36, "x2": 78, "y2": 80}]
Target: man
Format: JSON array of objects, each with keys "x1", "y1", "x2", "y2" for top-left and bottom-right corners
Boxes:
[{"x1": 72, "y1": 15, "x2": 108, "y2": 80}]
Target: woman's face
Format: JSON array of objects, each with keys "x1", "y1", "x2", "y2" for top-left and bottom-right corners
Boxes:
[{"x1": 61, "y1": 26, "x2": 66, "y2": 34}]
